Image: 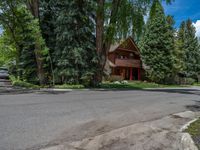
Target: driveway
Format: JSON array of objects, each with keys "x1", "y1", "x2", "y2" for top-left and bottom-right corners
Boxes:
[{"x1": 0, "y1": 88, "x2": 200, "y2": 150}]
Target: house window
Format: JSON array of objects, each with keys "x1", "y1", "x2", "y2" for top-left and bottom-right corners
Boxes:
[{"x1": 130, "y1": 53, "x2": 134, "y2": 59}]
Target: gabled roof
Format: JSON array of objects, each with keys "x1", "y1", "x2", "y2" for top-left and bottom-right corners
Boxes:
[{"x1": 109, "y1": 37, "x2": 140, "y2": 55}]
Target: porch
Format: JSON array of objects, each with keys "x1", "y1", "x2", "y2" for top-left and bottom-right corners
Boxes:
[{"x1": 112, "y1": 67, "x2": 141, "y2": 81}]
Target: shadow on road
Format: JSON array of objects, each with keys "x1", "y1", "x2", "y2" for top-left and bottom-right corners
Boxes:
[
  {"x1": 145, "y1": 88, "x2": 200, "y2": 96},
  {"x1": 185, "y1": 100, "x2": 200, "y2": 112},
  {"x1": 0, "y1": 89, "x2": 70, "y2": 95},
  {"x1": 93, "y1": 88, "x2": 200, "y2": 96},
  {"x1": 1, "y1": 87, "x2": 200, "y2": 96}
]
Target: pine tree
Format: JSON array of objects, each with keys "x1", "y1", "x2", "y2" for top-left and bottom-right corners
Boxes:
[
  {"x1": 52, "y1": 0, "x2": 97, "y2": 85},
  {"x1": 39, "y1": 0, "x2": 57, "y2": 58},
  {"x1": 139, "y1": 0, "x2": 174, "y2": 83},
  {"x1": 174, "y1": 21, "x2": 186, "y2": 77},
  {"x1": 184, "y1": 19, "x2": 200, "y2": 79}
]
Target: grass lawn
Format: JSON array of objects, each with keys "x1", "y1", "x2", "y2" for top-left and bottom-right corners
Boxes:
[
  {"x1": 100, "y1": 81, "x2": 161, "y2": 89},
  {"x1": 10, "y1": 78, "x2": 191, "y2": 90},
  {"x1": 185, "y1": 118, "x2": 200, "y2": 149},
  {"x1": 54, "y1": 81, "x2": 190, "y2": 90},
  {"x1": 54, "y1": 84, "x2": 84, "y2": 89},
  {"x1": 194, "y1": 83, "x2": 200, "y2": 86},
  {"x1": 100, "y1": 81, "x2": 188, "y2": 89}
]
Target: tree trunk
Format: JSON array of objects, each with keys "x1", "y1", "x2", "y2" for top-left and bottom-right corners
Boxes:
[
  {"x1": 26, "y1": 0, "x2": 46, "y2": 85},
  {"x1": 95, "y1": 0, "x2": 122, "y2": 85},
  {"x1": 95, "y1": 0, "x2": 105, "y2": 85}
]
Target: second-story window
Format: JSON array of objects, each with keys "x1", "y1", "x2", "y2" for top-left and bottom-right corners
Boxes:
[{"x1": 130, "y1": 53, "x2": 134, "y2": 59}]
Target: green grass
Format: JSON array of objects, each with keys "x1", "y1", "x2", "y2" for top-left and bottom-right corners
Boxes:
[
  {"x1": 185, "y1": 118, "x2": 200, "y2": 149},
  {"x1": 54, "y1": 81, "x2": 190, "y2": 90},
  {"x1": 194, "y1": 83, "x2": 200, "y2": 86},
  {"x1": 101, "y1": 81, "x2": 164, "y2": 89},
  {"x1": 54, "y1": 81, "x2": 163, "y2": 90},
  {"x1": 54, "y1": 84, "x2": 85, "y2": 89}
]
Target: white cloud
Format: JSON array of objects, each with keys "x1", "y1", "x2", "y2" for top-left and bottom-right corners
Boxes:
[{"x1": 193, "y1": 20, "x2": 200, "y2": 37}]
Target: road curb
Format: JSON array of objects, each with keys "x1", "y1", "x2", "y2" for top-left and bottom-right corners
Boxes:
[
  {"x1": 174, "y1": 111, "x2": 199, "y2": 149},
  {"x1": 179, "y1": 118, "x2": 199, "y2": 150},
  {"x1": 180, "y1": 133, "x2": 198, "y2": 150}
]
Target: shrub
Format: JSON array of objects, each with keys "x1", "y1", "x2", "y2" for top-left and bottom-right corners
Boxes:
[
  {"x1": 184, "y1": 78, "x2": 195, "y2": 85},
  {"x1": 81, "y1": 72, "x2": 94, "y2": 87},
  {"x1": 9, "y1": 75, "x2": 40, "y2": 89},
  {"x1": 13, "y1": 80, "x2": 40, "y2": 89}
]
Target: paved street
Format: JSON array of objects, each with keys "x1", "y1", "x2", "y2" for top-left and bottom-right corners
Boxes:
[{"x1": 0, "y1": 88, "x2": 200, "y2": 150}]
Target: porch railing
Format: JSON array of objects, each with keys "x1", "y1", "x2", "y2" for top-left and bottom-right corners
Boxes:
[{"x1": 115, "y1": 59, "x2": 141, "y2": 68}]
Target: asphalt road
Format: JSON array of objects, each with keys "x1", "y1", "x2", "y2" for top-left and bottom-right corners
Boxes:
[{"x1": 0, "y1": 88, "x2": 200, "y2": 150}]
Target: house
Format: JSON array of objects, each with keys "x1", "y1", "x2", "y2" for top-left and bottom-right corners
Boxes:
[{"x1": 106, "y1": 37, "x2": 144, "y2": 81}]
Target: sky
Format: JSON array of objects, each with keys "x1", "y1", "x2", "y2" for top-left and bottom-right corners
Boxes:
[{"x1": 163, "y1": 0, "x2": 200, "y2": 37}]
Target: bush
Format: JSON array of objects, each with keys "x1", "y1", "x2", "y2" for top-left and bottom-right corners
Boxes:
[
  {"x1": 108, "y1": 75, "x2": 124, "y2": 82},
  {"x1": 9, "y1": 75, "x2": 40, "y2": 89},
  {"x1": 13, "y1": 80, "x2": 40, "y2": 89},
  {"x1": 184, "y1": 78, "x2": 195, "y2": 85},
  {"x1": 81, "y1": 72, "x2": 94, "y2": 87}
]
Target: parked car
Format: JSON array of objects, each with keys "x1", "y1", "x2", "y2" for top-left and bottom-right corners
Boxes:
[{"x1": 0, "y1": 68, "x2": 9, "y2": 79}]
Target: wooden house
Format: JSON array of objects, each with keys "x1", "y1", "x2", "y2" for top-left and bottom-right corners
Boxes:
[{"x1": 106, "y1": 37, "x2": 144, "y2": 80}]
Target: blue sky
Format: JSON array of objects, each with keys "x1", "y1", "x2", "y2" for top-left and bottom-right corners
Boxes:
[{"x1": 163, "y1": 0, "x2": 200, "y2": 36}]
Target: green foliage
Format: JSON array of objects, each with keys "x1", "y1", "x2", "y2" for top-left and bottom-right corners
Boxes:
[
  {"x1": 139, "y1": 1, "x2": 174, "y2": 82},
  {"x1": 9, "y1": 75, "x2": 40, "y2": 89},
  {"x1": 0, "y1": 1, "x2": 50, "y2": 84},
  {"x1": 103, "y1": 0, "x2": 173, "y2": 43},
  {"x1": 0, "y1": 34, "x2": 17, "y2": 67},
  {"x1": 13, "y1": 80, "x2": 40, "y2": 89},
  {"x1": 100, "y1": 81, "x2": 162, "y2": 89},
  {"x1": 175, "y1": 20, "x2": 200, "y2": 80},
  {"x1": 54, "y1": 84, "x2": 84, "y2": 89},
  {"x1": 80, "y1": 72, "x2": 96, "y2": 87},
  {"x1": 184, "y1": 78, "x2": 196, "y2": 85},
  {"x1": 173, "y1": 21, "x2": 186, "y2": 75},
  {"x1": 40, "y1": 0, "x2": 97, "y2": 85},
  {"x1": 184, "y1": 19, "x2": 200, "y2": 78}
]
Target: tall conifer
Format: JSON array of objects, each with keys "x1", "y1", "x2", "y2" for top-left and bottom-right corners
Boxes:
[
  {"x1": 184, "y1": 19, "x2": 200, "y2": 78},
  {"x1": 53, "y1": 0, "x2": 97, "y2": 84},
  {"x1": 139, "y1": 0, "x2": 174, "y2": 82}
]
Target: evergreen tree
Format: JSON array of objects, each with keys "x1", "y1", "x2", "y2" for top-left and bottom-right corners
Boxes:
[
  {"x1": 139, "y1": 0, "x2": 174, "y2": 82},
  {"x1": 166, "y1": 15, "x2": 176, "y2": 79},
  {"x1": 174, "y1": 21, "x2": 186, "y2": 76},
  {"x1": 184, "y1": 19, "x2": 200, "y2": 78},
  {"x1": 52, "y1": 0, "x2": 97, "y2": 85},
  {"x1": 39, "y1": 0, "x2": 57, "y2": 59}
]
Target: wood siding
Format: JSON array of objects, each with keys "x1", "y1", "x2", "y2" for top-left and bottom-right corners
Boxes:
[{"x1": 115, "y1": 59, "x2": 141, "y2": 68}]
